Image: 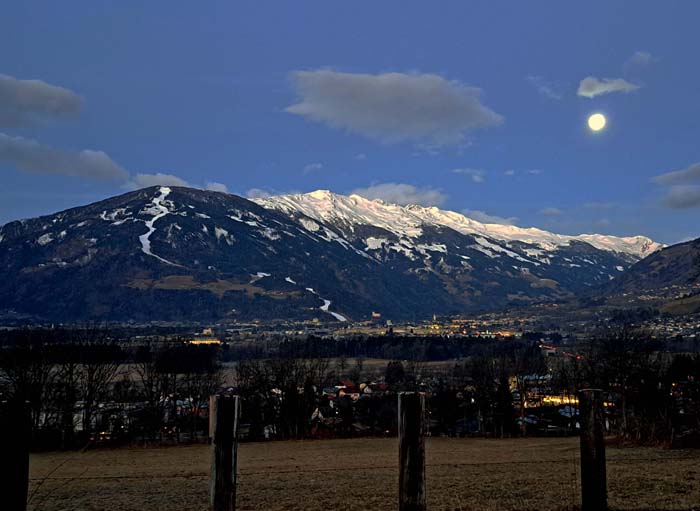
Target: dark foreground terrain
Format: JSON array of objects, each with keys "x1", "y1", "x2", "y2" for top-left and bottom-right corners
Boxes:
[{"x1": 27, "y1": 437, "x2": 700, "y2": 511}]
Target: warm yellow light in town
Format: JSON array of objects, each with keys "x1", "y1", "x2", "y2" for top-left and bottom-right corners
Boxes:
[{"x1": 588, "y1": 113, "x2": 606, "y2": 131}]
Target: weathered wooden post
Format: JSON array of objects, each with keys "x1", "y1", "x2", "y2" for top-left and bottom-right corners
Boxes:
[
  {"x1": 0, "y1": 399, "x2": 30, "y2": 511},
  {"x1": 208, "y1": 394, "x2": 216, "y2": 442},
  {"x1": 578, "y1": 388, "x2": 607, "y2": 511},
  {"x1": 209, "y1": 394, "x2": 241, "y2": 511},
  {"x1": 398, "y1": 392, "x2": 426, "y2": 511}
]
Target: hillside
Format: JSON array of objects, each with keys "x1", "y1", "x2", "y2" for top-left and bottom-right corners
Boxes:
[
  {"x1": 602, "y1": 237, "x2": 700, "y2": 314},
  {"x1": 0, "y1": 186, "x2": 662, "y2": 323}
]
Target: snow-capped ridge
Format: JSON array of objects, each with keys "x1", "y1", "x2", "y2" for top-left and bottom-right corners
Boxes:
[{"x1": 253, "y1": 190, "x2": 662, "y2": 259}]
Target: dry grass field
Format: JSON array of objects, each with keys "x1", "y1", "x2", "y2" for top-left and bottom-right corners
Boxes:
[{"x1": 28, "y1": 437, "x2": 699, "y2": 511}]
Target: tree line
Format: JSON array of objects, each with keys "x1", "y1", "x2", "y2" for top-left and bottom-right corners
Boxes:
[
  {"x1": 0, "y1": 326, "x2": 698, "y2": 449},
  {"x1": 0, "y1": 327, "x2": 222, "y2": 449}
]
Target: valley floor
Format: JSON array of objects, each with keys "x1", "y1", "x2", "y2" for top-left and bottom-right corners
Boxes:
[{"x1": 28, "y1": 437, "x2": 699, "y2": 511}]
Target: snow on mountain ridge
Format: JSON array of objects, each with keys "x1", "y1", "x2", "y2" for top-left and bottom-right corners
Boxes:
[{"x1": 253, "y1": 190, "x2": 663, "y2": 259}]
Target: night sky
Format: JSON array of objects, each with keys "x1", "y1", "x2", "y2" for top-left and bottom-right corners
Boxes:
[{"x1": 2, "y1": 1, "x2": 699, "y2": 244}]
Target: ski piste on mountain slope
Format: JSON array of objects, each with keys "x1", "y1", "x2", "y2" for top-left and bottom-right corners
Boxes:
[
  {"x1": 253, "y1": 189, "x2": 662, "y2": 261},
  {"x1": 0, "y1": 186, "x2": 663, "y2": 322}
]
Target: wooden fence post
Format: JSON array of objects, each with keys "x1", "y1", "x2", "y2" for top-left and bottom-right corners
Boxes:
[
  {"x1": 209, "y1": 394, "x2": 241, "y2": 511},
  {"x1": 208, "y1": 394, "x2": 216, "y2": 442},
  {"x1": 578, "y1": 388, "x2": 607, "y2": 511},
  {"x1": 0, "y1": 399, "x2": 30, "y2": 511},
  {"x1": 398, "y1": 392, "x2": 426, "y2": 511}
]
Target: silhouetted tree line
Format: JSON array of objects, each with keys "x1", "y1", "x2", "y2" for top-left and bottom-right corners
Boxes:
[
  {"x1": 553, "y1": 329, "x2": 700, "y2": 446},
  {"x1": 1, "y1": 326, "x2": 699, "y2": 449},
  {"x1": 0, "y1": 327, "x2": 222, "y2": 450},
  {"x1": 222, "y1": 334, "x2": 541, "y2": 362}
]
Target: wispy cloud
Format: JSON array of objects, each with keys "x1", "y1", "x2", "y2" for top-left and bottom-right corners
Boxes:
[
  {"x1": 123, "y1": 173, "x2": 190, "y2": 190},
  {"x1": 123, "y1": 174, "x2": 232, "y2": 193},
  {"x1": 303, "y1": 162, "x2": 324, "y2": 174},
  {"x1": 0, "y1": 132, "x2": 127, "y2": 181},
  {"x1": 652, "y1": 163, "x2": 700, "y2": 209},
  {"x1": 504, "y1": 169, "x2": 515, "y2": 176},
  {"x1": 527, "y1": 169, "x2": 544, "y2": 175},
  {"x1": 246, "y1": 188, "x2": 274, "y2": 199},
  {"x1": 452, "y1": 168, "x2": 485, "y2": 183},
  {"x1": 205, "y1": 182, "x2": 229, "y2": 193},
  {"x1": 583, "y1": 202, "x2": 617, "y2": 210},
  {"x1": 0, "y1": 74, "x2": 82, "y2": 127},
  {"x1": 351, "y1": 182, "x2": 447, "y2": 206},
  {"x1": 539, "y1": 207, "x2": 562, "y2": 216},
  {"x1": 652, "y1": 162, "x2": 700, "y2": 185},
  {"x1": 526, "y1": 76, "x2": 563, "y2": 100},
  {"x1": 462, "y1": 209, "x2": 518, "y2": 225},
  {"x1": 245, "y1": 187, "x2": 300, "y2": 199},
  {"x1": 577, "y1": 76, "x2": 640, "y2": 98},
  {"x1": 659, "y1": 186, "x2": 700, "y2": 209},
  {"x1": 624, "y1": 51, "x2": 657, "y2": 73},
  {"x1": 286, "y1": 70, "x2": 502, "y2": 148},
  {"x1": 353, "y1": 153, "x2": 367, "y2": 161}
]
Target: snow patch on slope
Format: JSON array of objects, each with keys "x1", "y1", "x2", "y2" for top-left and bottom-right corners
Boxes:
[
  {"x1": 138, "y1": 187, "x2": 179, "y2": 266},
  {"x1": 254, "y1": 190, "x2": 662, "y2": 260},
  {"x1": 319, "y1": 298, "x2": 347, "y2": 322},
  {"x1": 37, "y1": 233, "x2": 53, "y2": 246}
]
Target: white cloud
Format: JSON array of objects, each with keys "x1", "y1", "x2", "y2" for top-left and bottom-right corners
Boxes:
[
  {"x1": 246, "y1": 188, "x2": 274, "y2": 199},
  {"x1": 351, "y1": 182, "x2": 447, "y2": 206},
  {"x1": 652, "y1": 162, "x2": 700, "y2": 185},
  {"x1": 124, "y1": 175, "x2": 233, "y2": 192},
  {"x1": 462, "y1": 209, "x2": 518, "y2": 225},
  {"x1": 0, "y1": 74, "x2": 82, "y2": 127},
  {"x1": 577, "y1": 76, "x2": 640, "y2": 98},
  {"x1": 0, "y1": 131, "x2": 228, "y2": 193},
  {"x1": 659, "y1": 185, "x2": 700, "y2": 209},
  {"x1": 452, "y1": 168, "x2": 485, "y2": 183},
  {"x1": 527, "y1": 169, "x2": 544, "y2": 175},
  {"x1": 353, "y1": 153, "x2": 367, "y2": 161},
  {"x1": 526, "y1": 76, "x2": 562, "y2": 100},
  {"x1": 205, "y1": 181, "x2": 229, "y2": 193},
  {"x1": 624, "y1": 51, "x2": 656, "y2": 73},
  {"x1": 286, "y1": 70, "x2": 503, "y2": 148},
  {"x1": 583, "y1": 202, "x2": 617, "y2": 210},
  {"x1": 652, "y1": 163, "x2": 700, "y2": 209},
  {"x1": 0, "y1": 132, "x2": 127, "y2": 181},
  {"x1": 123, "y1": 173, "x2": 190, "y2": 190},
  {"x1": 504, "y1": 169, "x2": 515, "y2": 176},
  {"x1": 245, "y1": 187, "x2": 301, "y2": 199},
  {"x1": 303, "y1": 162, "x2": 324, "y2": 174},
  {"x1": 539, "y1": 207, "x2": 562, "y2": 216}
]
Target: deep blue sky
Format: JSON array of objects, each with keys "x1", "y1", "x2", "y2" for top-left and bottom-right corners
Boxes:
[{"x1": 1, "y1": 1, "x2": 699, "y2": 244}]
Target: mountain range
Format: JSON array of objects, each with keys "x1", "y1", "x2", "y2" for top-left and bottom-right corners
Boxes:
[{"x1": 0, "y1": 186, "x2": 664, "y2": 323}]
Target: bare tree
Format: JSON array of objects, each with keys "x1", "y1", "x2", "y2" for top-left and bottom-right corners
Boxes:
[
  {"x1": 0, "y1": 331, "x2": 56, "y2": 432},
  {"x1": 179, "y1": 345, "x2": 224, "y2": 440}
]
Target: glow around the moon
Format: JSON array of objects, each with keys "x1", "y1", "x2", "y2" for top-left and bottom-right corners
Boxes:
[{"x1": 588, "y1": 113, "x2": 606, "y2": 131}]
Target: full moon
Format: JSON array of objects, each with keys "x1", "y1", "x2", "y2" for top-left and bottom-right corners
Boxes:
[{"x1": 588, "y1": 113, "x2": 607, "y2": 132}]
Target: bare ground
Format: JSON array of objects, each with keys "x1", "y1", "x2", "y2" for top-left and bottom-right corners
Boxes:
[{"x1": 28, "y1": 437, "x2": 700, "y2": 511}]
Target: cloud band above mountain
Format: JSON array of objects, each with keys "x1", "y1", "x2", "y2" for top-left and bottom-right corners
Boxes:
[
  {"x1": 351, "y1": 182, "x2": 447, "y2": 206},
  {"x1": 286, "y1": 70, "x2": 502, "y2": 147},
  {"x1": 653, "y1": 163, "x2": 700, "y2": 209},
  {"x1": 652, "y1": 162, "x2": 700, "y2": 185},
  {"x1": 0, "y1": 132, "x2": 128, "y2": 181},
  {"x1": 0, "y1": 74, "x2": 82, "y2": 127}
]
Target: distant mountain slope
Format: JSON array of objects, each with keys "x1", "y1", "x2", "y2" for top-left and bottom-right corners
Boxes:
[
  {"x1": 254, "y1": 190, "x2": 661, "y2": 261},
  {"x1": 0, "y1": 186, "x2": 662, "y2": 323},
  {"x1": 600, "y1": 237, "x2": 700, "y2": 314}
]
